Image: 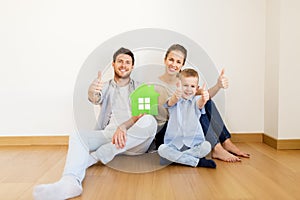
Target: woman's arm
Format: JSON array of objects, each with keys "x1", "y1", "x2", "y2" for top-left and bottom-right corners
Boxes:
[
  {"x1": 209, "y1": 69, "x2": 228, "y2": 98},
  {"x1": 197, "y1": 69, "x2": 228, "y2": 99}
]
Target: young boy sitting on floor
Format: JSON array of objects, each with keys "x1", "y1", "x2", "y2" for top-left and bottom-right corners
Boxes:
[{"x1": 158, "y1": 68, "x2": 216, "y2": 168}]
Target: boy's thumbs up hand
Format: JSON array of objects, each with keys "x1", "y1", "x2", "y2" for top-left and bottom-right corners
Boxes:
[
  {"x1": 174, "y1": 80, "x2": 183, "y2": 99},
  {"x1": 200, "y1": 83, "x2": 209, "y2": 103},
  {"x1": 198, "y1": 82, "x2": 209, "y2": 109}
]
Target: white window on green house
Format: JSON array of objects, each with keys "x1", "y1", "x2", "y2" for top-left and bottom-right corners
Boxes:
[{"x1": 138, "y1": 97, "x2": 151, "y2": 110}]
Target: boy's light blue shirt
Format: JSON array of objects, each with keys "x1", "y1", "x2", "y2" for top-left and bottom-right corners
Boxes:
[{"x1": 164, "y1": 96, "x2": 206, "y2": 149}]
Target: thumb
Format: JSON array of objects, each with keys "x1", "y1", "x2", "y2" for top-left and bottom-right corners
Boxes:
[
  {"x1": 220, "y1": 68, "x2": 225, "y2": 77},
  {"x1": 97, "y1": 71, "x2": 102, "y2": 80},
  {"x1": 176, "y1": 80, "x2": 182, "y2": 88},
  {"x1": 202, "y1": 82, "x2": 207, "y2": 90}
]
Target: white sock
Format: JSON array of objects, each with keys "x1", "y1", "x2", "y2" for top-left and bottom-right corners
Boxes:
[{"x1": 33, "y1": 175, "x2": 82, "y2": 200}]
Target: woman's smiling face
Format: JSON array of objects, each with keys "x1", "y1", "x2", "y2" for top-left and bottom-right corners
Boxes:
[{"x1": 164, "y1": 50, "x2": 185, "y2": 75}]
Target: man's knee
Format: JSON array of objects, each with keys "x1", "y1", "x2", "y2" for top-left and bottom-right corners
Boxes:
[{"x1": 137, "y1": 115, "x2": 157, "y2": 129}]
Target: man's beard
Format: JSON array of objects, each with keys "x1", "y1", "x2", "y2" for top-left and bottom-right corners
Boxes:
[{"x1": 114, "y1": 71, "x2": 130, "y2": 79}]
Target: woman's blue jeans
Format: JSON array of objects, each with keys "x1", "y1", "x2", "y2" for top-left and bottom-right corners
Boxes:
[{"x1": 200, "y1": 99, "x2": 231, "y2": 147}]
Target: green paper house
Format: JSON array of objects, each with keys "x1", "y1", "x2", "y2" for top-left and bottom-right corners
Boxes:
[{"x1": 130, "y1": 84, "x2": 160, "y2": 116}]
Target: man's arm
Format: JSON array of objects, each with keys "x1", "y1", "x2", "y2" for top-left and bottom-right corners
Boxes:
[
  {"x1": 112, "y1": 114, "x2": 144, "y2": 149},
  {"x1": 88, "y1": 71, "x2": 104, "y2": 104}
]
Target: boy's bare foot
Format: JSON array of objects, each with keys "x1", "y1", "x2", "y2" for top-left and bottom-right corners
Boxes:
[
  {"x1": 211, "y1": 143, "x2": 241, "y2": 162},
  {"x1": 222, "y1": 139, "x2": 250, "y2": 158}
]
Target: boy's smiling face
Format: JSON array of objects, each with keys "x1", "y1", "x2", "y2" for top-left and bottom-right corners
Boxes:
[{"x1": 181, "y1": 76, "x2": 199, "y2": 100}]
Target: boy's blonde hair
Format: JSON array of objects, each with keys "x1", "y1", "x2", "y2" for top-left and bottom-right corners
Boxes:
[{"x1": 179, "y1": 68, "x2": 199, "y2": 81}]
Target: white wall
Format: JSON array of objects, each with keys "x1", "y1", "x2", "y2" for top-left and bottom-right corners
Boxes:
[
  {"x1": 265, "y1": 0, "x2": 300, "y2": 139},
  {"x1": 278, "y1": 0, "x2": 300, "y2": 139},
  {"x1": 265, "y1": 0, "x2": 280, "y2": 139},
  {"x1": 0, "y1": 0, "x2": 266, "y2": 136}
]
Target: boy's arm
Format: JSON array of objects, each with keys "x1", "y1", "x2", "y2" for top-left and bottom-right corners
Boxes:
[
  {"x1": 168, "y1": 80, "x2": 182, "y2": 107},
  {"x1": 112, "y1": 114, "x2": 144, "y2": 149},
  {"x1": 168, "y1": 93, "x2": 180, "y2": 107},
  {"x1": 197, "y1": 84, "x2": 210, "y2": 109}
]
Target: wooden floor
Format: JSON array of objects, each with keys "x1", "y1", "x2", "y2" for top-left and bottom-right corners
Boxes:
[{"x1": 0, "y1": 142, "x2": 300, "y2": 200}]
